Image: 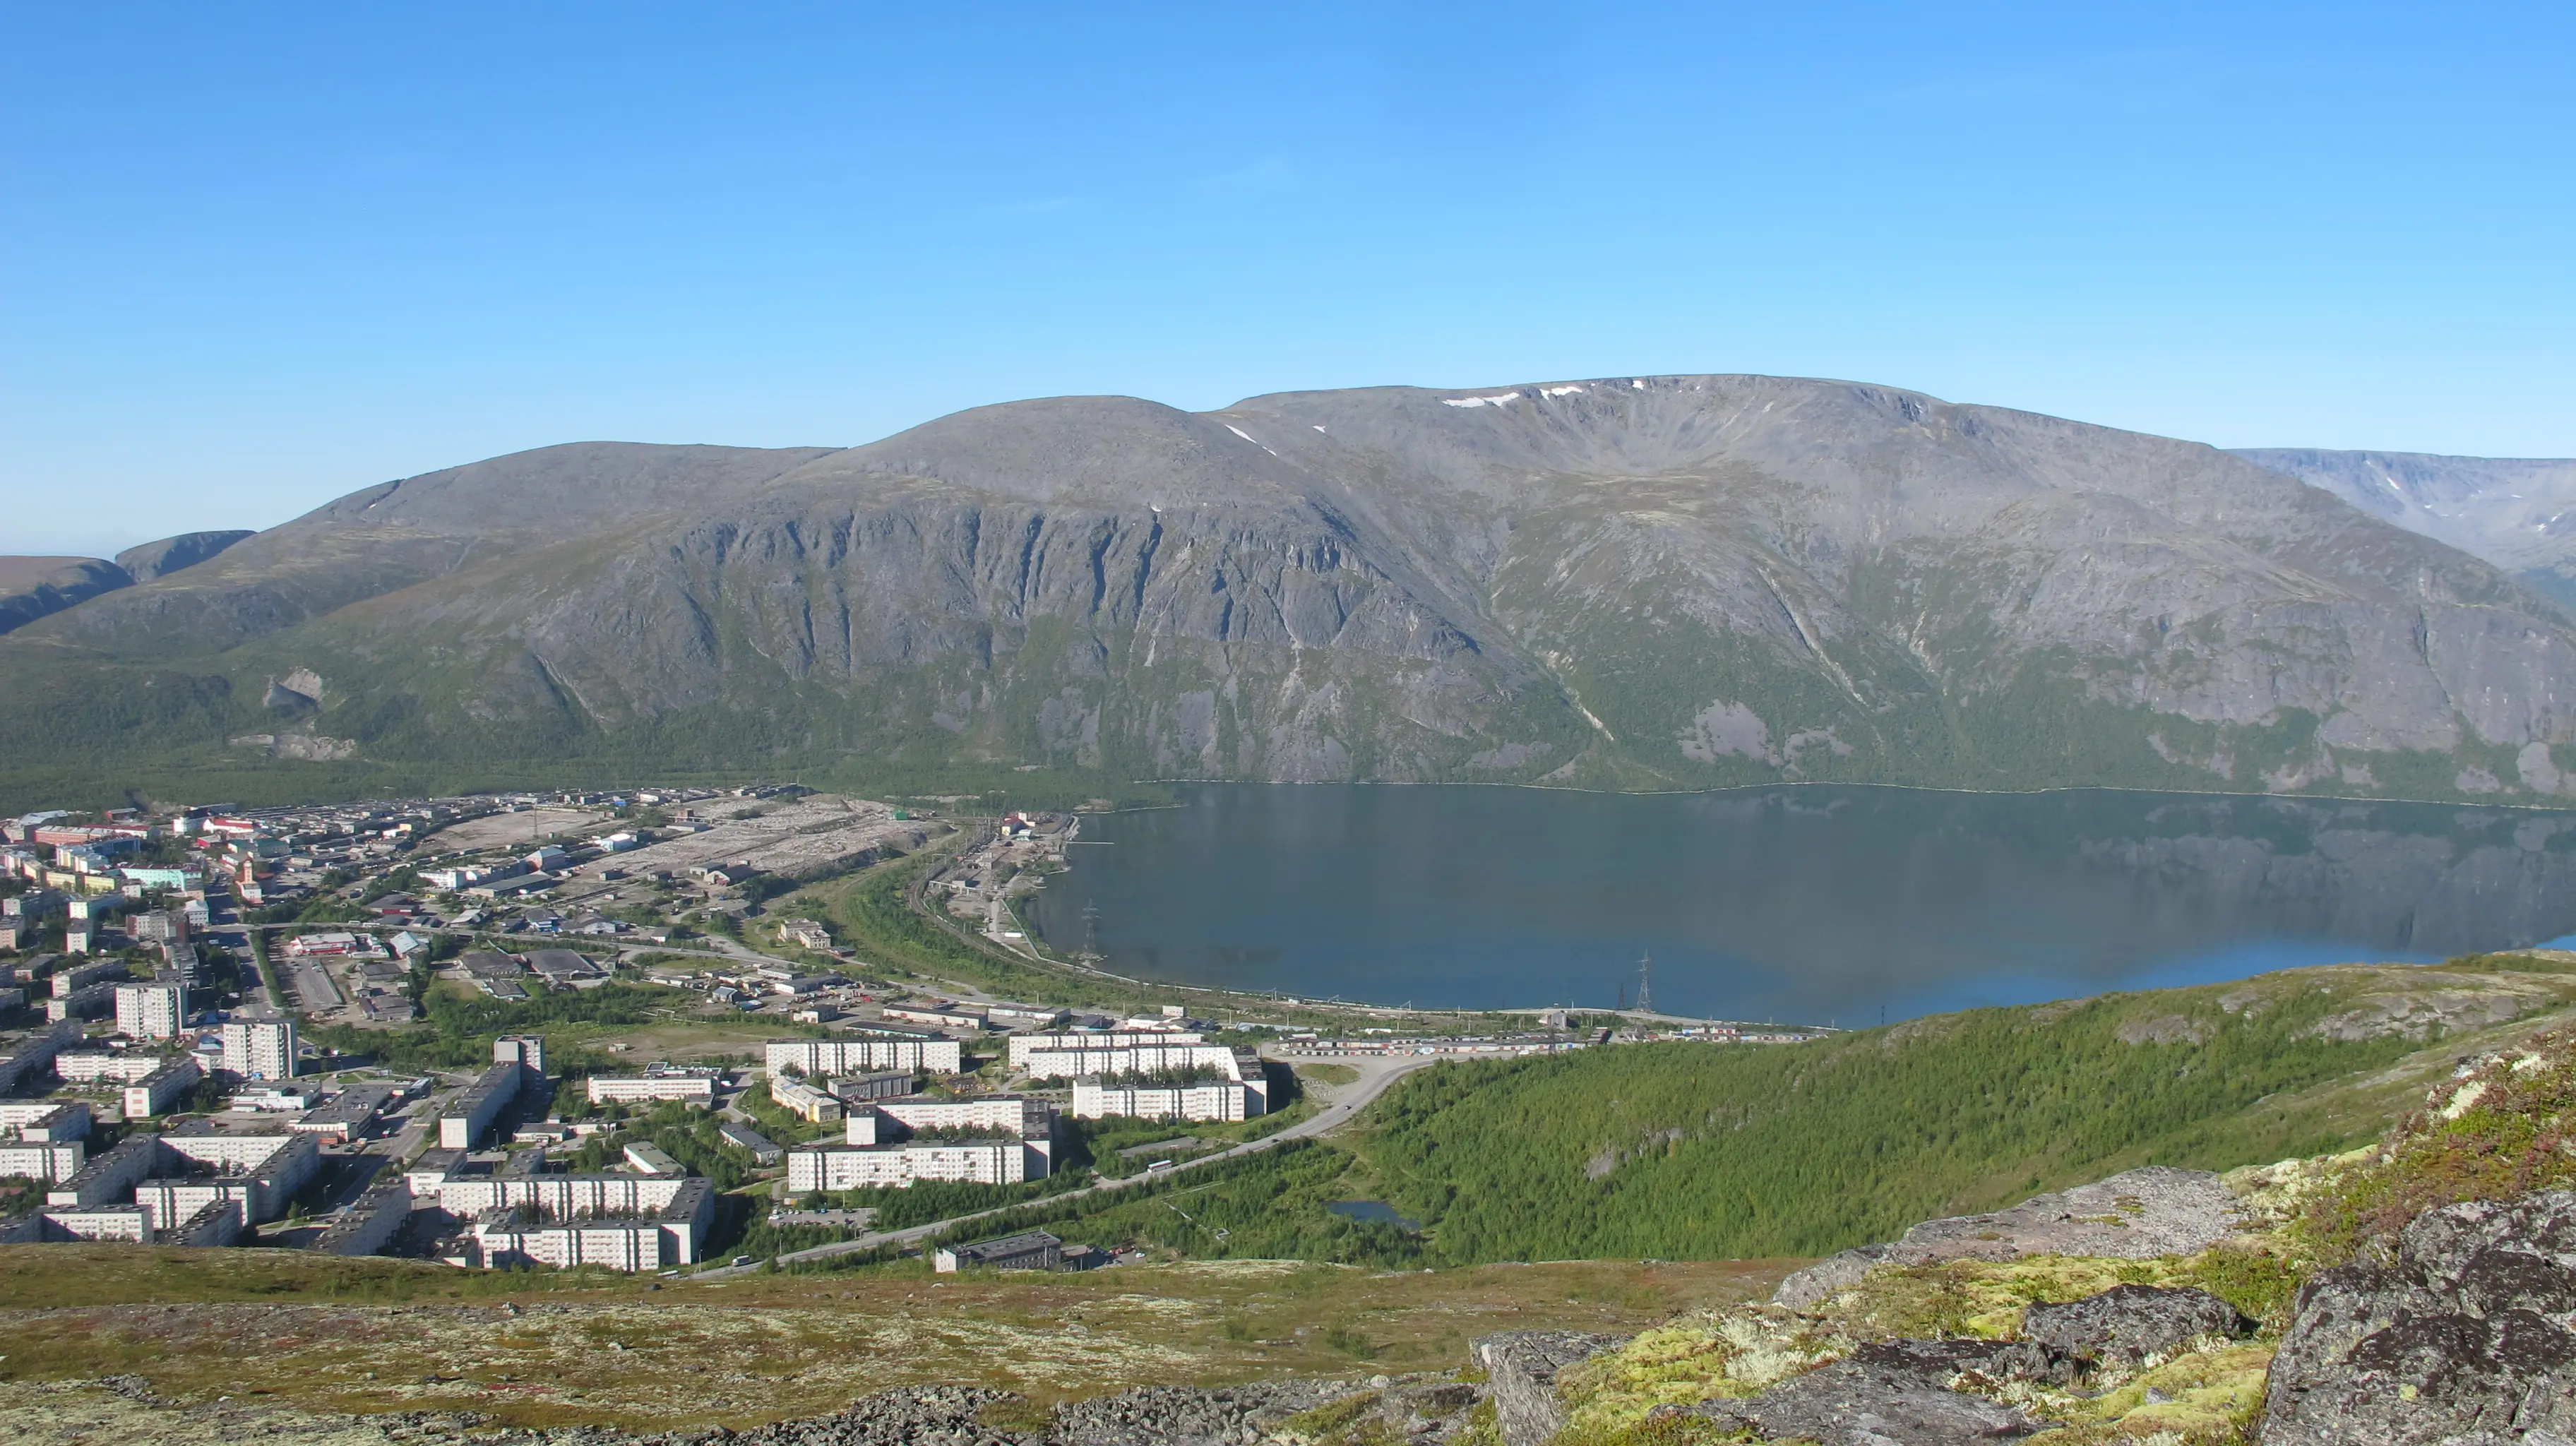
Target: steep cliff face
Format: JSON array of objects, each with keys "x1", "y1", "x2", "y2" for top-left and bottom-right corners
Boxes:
[{"x1": 7, "y1": 377, "x2": 2575, "y2": 800}]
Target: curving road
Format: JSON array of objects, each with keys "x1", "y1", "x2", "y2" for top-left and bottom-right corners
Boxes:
[{"x1": 693, "y1": 1051, "x2": 1441, "y2": 1278}]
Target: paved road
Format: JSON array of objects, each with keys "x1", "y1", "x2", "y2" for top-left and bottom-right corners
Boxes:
[{"x1": 691, "y1": 1052, "x2": 1442, "y2": 1279}]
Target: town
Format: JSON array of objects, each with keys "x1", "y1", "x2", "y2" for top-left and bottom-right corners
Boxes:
[{"x1": 0, "y1": 788, "x2": 1822, "y2": 1277}]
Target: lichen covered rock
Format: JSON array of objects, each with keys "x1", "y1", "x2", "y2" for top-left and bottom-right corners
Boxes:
[
  {"x1": 2020, "y1": 1284, "x2": 2251, "y2": 1368},
  {"x1": 2262, "y1": 1190, "x2": 2576, "y2": 1446}
]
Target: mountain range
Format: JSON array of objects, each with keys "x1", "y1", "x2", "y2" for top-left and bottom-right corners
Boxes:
[{"x1": 7, "y1": 375, "x2": 2575, "y2": 805}]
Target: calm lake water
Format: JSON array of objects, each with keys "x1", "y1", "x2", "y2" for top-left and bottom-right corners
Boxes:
[{"x1": 1023, "y1": 785, "x2": 2576, "y2": 1024}]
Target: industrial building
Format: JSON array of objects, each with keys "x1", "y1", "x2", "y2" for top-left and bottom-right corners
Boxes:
[
  {"x1": 934, "y1": 1229, "x2": 1062, "y2": 1273},
  {"x1": 622, "y1": 1142, "x2": 684, "y2": 1176},
  {"x1": 717, "y1": 1120, "x2": 782, "y2": 1164}
]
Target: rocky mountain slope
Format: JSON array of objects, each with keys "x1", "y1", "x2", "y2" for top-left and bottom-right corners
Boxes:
[
  {"x1": 2235, "y1": 447, "x2": 2576, "y2": 610},
  {"x1": 11, "y1": 378, "x2": 2576, "y2": 802}
]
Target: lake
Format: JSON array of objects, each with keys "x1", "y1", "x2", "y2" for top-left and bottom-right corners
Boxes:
[{"x1": 1022, "y1": 784, "x2": 2576, "y2": 1024}]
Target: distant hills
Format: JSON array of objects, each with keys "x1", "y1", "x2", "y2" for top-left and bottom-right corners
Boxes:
[
  {"x1": 2232, "y1": 448, "x2": 2576, "y2": 609},
  {"x1": 7, "y1": 377, "x2": 2576, "y2": 806},
  {"x1": 0, "y1": 530, "x2": 251, "y2": 634}
]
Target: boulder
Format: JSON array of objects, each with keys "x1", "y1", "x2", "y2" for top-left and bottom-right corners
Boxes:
[
  {"x1": 2020, "y1": 1284, "x2": 2250, "y2": 1368},
  {"x1": 1847, "y1": 1337, "x2": 2072, "y2": 1387},
  {"x1": 1776, "y1": 1167, "x2": 2248, "y2": 1307},
  {"x1": 2262, "y1": 1190, "x2": 2576, "y2": 1445},
  {"x1": 1472, "y1": 1331, "x2": 1625, "y2": 1446},
  {"x1": 1694, "y1": 1358, "x2": 2058, "y2": 1443}
]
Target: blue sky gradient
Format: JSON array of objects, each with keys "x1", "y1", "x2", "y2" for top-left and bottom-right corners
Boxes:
[{"x1": 4, "y1": 2, "x2": 2570, "y2": 556}]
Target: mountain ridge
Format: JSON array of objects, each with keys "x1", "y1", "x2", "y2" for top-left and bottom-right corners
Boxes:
[{"x1": 8, "y1": 374, "x2": 2576, "y2": 806}]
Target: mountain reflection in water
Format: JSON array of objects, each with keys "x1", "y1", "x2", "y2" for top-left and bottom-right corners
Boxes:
[{"x1": 1025, "y1": 786, "x2": 2576, "y2": 1024}]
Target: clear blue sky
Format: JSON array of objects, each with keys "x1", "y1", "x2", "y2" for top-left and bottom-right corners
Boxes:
[{"x1": 4, "y1": 2, "x2": 2570, "y2": 558}]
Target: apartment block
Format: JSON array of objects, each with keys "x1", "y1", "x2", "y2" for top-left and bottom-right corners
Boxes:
[
  {"x1": 786, "y1": 1139, "x2": 1041, "y2": 1191},
  {"x1": 787, "y1": 1097, "x2": 1057, "y2": 1191},
  {"x1": 493, "y1": 1034, "x2": 547, "y2": 1075},
  {"x1": 1006, "y1": 1030, "x2": 1200, "y2": 1069},
  {"x1": 441, "y1": 1173, "x2": 715, "y2": 1272},
  {"x1": 0, "y1": 1100, "x2": 91, "y2": 1141},
  {"x1": 585, "y1": 1074, "x2": 717, "y2": 1105},
  {"x1": 44, "y1": 1130, "x2": 316, "y2": 1229},
  {"x1": 765, "y1": 1037, "x2": 962, "y2": 1077},
  {"x1": 55, "y1": 1051, "x2": 169, "y2": 1084},
  {"x1": 0, "y1": 1021, "x2": 81, "y2": 1094},
  {"x1": 220, "y1": 1020, "x2": 299, "y2": 1080},
  {"x1": 114, "y1": 979, "x2": 188, "y2": 1040},
  {"x1": 0, "y1": 1141, "x2": 85, "y2": 1181},
  {"x1": 124, "y1": 1057, "x2": 203, "y2": 1119},
  {"x1": 310, "y1": 1178, "x2": 414, "y2": 1257},
  {"x1": 439, "y1": 1062, "x2": 523, "y2": 1149}
]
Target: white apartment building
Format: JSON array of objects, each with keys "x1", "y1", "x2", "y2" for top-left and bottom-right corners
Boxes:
[
  {"x1": 845, "y1": 1097, "x2": 1054, "y2": 1147},
  {"x1": 785, "y1": 1139, "x2": 1039, "y2": 1191},
  {"x1": 1016, "y1": 1042, "x2": 1236, "y2": 1080},
  {"x1": 220, "y1": 1020, "x2": 298, "y2": 1080},
  {"x1": 785, "y1": 1097, "x2": 1056, "y2": 1191},
  {"x1": 1006, "y1": 1030, "x2": 1200, "y2": 1069},
  {"x1": 586, "y1": 1074, "x2": 717, "y2": 1105},
  {"x1": 1073, "y1": 1078, "x2": 1260, "y2": 1123},
  {"x1": 450, "y1": 1175, "x2": 715, "y2": 1272},
  {"x1": 766, "y1": 1037, "x2": 962, "y2": 1077},
  {"x1": 0, "y1": 1141, "x2": 85, "y2": 1181},
  {"x1": 54, "y1": 1051, "x2": 169, "y2": 1084},
  {"x1": 124, "y1": 1057, "x2": 203, "y2": 1118},
  {"x1": 436, "y1": 1171, "x2": 700, "y2": 1219},
  {"x1": 0, "y1": 1101, "x2": 91, "y2": 1141},
  {"x1": 114, "y1": 980, "x2": 188, "y2": 1040},
  {"x1": 1044, "y1": 1045, "x2": 1270, "y2": 1123}
]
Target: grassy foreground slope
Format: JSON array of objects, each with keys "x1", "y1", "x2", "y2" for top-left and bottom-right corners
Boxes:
[{"x1": 1356, "y1": 954, "x2": 2576, "y2": 1264}]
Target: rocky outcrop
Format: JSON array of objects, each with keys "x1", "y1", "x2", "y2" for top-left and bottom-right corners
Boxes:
[
  {"x1": 1775, "y1": 1166, "x2": 2248, "y2": 1307},
  {"x1": 1690, "y1": 1357, "x2": 2058, "y2": 1443},
  {"x1": 2020, "y1": 1284, "x2": 2249, "y2": 1368},
  {"x1": 1472, "y1": 1331, "x2": 1625, "y2": 1446},
  {"x1": 2261, "y1": 1190, "x2": 2576, "y2": 1445},
  {"x1": 1046, "y1": 1380, "x2": 1368, "y2": 1446}
]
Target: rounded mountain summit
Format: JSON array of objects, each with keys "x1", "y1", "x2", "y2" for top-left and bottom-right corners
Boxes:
[{"x1": 8, "y1": 374, "x2": 2572, "y2": 803}]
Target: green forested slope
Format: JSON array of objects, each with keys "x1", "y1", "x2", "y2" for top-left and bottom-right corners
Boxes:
[{"x1": 1355, "y1": 955, "x2": 2576, "y2": 1264}]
